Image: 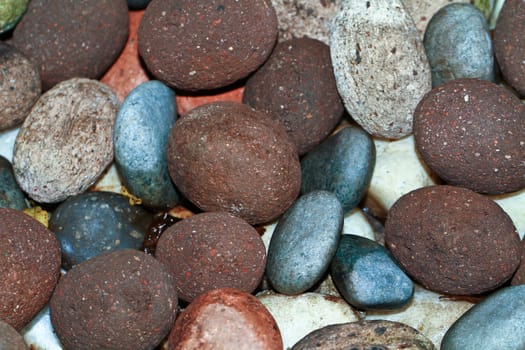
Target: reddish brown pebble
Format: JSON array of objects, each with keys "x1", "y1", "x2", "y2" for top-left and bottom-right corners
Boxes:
[
  {"x1": 493, "y1": 0, "x2": 525, "y2": 97},
  {"x1": 138, "y1": 0, "x2": 278, "y2": 91},
  {"x1": 168, "y1": 288, "x2": 283, "y2": 350},
  {"x1": 413, "y1": 78, "x2": 525, "y2": 194},
  {"x1": 0, "y1": 319, "x2": 28, "y2": 350},
  {"x1": 511, "y1": 239, "x2": 525, "y2": 286},
  {"x1": 167, "y1": 101, "x2": 301, "y2": 225},
  {"x1": 243, "y1": 37, "x2": 343, "y2": 155},
  {"x1": 0, "y1": 208, "x2": 61, "y2": 331},
  {"x1": 50, "y1": 249, "x2": 178, "y2": 350},
  {"x1": 384, "y1": 185, "x2": 521, "y2": 295},
  {"x1": 155, "y1": 212, "x2": 266, "y2": 303}
]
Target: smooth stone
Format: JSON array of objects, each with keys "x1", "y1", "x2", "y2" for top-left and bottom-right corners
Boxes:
[
  {"x1": 114, "y1": 80, "x2": 179, "y2": 209},
  {"x1": 331, "y1": 234, "x2": 414, "y2": 310},
  {"x1": 0, "y1": 155, "x2": 27, "y2": 210},
  {"x1": 301, "y1": 125, "x2": 375, "y2": 213},
  {"x1": 441, "y1": 285, "x2": 525, "y2": 350},
  {"x1": 424, "y1": 3, "x2": 494, "y2": 87},
  {"x1": 49, "y1": 191, "x2": 152, "y2": 270},
  {"x1": 0, "y1": 319, "x2": 28, "y2": 350},
  {"x1": 0, "y1": 0, "x2": 28, "y2": 33},
  {"x1": 266, "y1": 190, "x2": 343, "y2": 294}
]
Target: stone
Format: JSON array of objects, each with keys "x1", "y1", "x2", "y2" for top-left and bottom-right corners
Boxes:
[
  {"x1": 0, "y1": 319, "x2": 27, "y2": 350},
  {"x1": 127, "y1": 0, "x2": 151, "y2": 10},
  {"x1": 330, "y1": 234, "x2": 414, "y2": 310},
  {"x1": 0, "y1": 155, "x2": 27, "y2": 210},
  {"x1": 511, "y1": 238, "x2": 525, "y2": 285},
  {"x1": 266, "y1": 190, "x2": 343, "y2": 294},
  {"x1": 0, "y1": 0, "x2": 28, "y2": 34},
  {"x1": 424, "y1": 3, "x2": 494, "y2": 87},
  {"x1": 114, "y1": 80, "x2": 179, "y2": 209},
  {"x1": 402, "y1": 0, "x2": 470, "y2": 37},
  {"x1": 300, "y1": 125, "x2": 375, "y2": 213}
]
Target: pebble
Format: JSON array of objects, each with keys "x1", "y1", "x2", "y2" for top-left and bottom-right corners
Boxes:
[
  {"x1": 0, "y1": 208, "x2": 61, "y2": 331},
  {"x1": 424, "y1": 3, "x2": 494, "y2": 87},
  {"x1": 385, "y1": 185, "x2": 521, "y2": 295},
  {"x1": 413, "y1": 78, "x2": 525, "y2": 194},
  {"x1": 50, "y1": 249, "x2": 177, "y2": 350},
  {"x1": 402, "y1": 0, "x2": 470, "y2": 37},
  {"x1": 330, "y1": 0, "x2": 432, "y2": 139},
  {"x1": 48, "y1": 191, "x2": 152, "y2": 270},
  {"x1": 291, "y1": 320, "x2": 436, "y2": 350},
  {"x1": 11, "y1": 0, "x2": 129, "y2": 91},
  {"x1": 511, "y1": 238, "x2": 525, "y2": 285},
  {"x1": 167, "y1": 101, "x2": 301, "y2": 225},
  {"x1": 0, "y1": 319, "x2": 28, "y2": 350},
  {"x1": 0, "y1": 0, "x2": 28, "y2": 33},
  {"x1": 168, "y1": 288, "x2": 282, "y2": 350},
  {"x1": 300, "y1": 125, "x2": 375, "y2": 213},
  {"x1": 441, "y1": 285, "x2": 525, "y2": 349},
  {"x1": 13, "y1": 78, "x2": 119, "y2": 203},
  {"x1": 330, "y1": 234, "x2": 414, "y2": 310},
  {"x1": 114, "y1": 80, "x2": 179, "y2": 209},
  {"x1": 266, "y1": 190, "x2": 343, "y2": 295},
  {"x1": 155, "y1": 211, "x2": 266, "y2": 303},
  {"x1": 0, "y1": 155, "x2": 27, "y2": 210},
  {"x1": 0, "y1": 42, "x2": 41, "y2": 131}
]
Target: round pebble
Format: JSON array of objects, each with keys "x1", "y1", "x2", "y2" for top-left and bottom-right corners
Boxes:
[
  {"x1": 138, "y1": 0, "x2": 278, "y2": 91},
  {"x1": 424, "y1": 3, "x2": 495, "y2": 87},
  {"x1": 385, "y1": 185, "x2": 521, "y2": 295},
  {"x1": 167, "y1": 101, "x2": 301, "y2": 225},
  {"x1": 243, "y1": 37, "x2": 343, "y2": 155},
  {"x1": 49, "y1": 191, "x2": 153, "y2": 270},
  {"x1": 493, "y1": 0, "x2": 525, "y2": 97},
  {"x1": 266, "y1": 191, "x2": 343, "y2": 295},
  {"x1": 0, "y1": 42, "x2": 41, "y2": 131},
  {"x1": 50, "y1": 249, "x2": 178, "y2": 350},
  {"x1": 0, "y1": 319, "x2": 28, "y2": 350},
  {"x1": 11, "y1": 0, "x2": 128, "y2": 91},
  {"x1": 0, "y1": 155, "x2": 27, "y2": 210},
  {"x1": 114, "y1": 80, "x2": 179, "y2": 209},
  {"x1": 0, "y1": 0, "x2": 28, "y2": 33},
  {"x1": 300, "y1": 125, "x2": 375, "y2": 213},
  {"x1": 13, "y1": 78, "x2": 119, "y2": 203},
  {"x1": 330, "y1": 0, "x2": 432, "y2": 139},
  {"x1": 0, "y1": 208, "x2": 61, "y2": 331},
  {"x1": 413, "y1": 78, "x2": 525, "y2": 194},
  {"x1": 168, "y1": 288, "x2": 282, "y2": 350},
  {"x1": 155, "y1": 211, "x2": 266, "y2": 303}
]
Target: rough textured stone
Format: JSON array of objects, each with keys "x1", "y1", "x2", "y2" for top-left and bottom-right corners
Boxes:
[{"x1": 0, "y1": 319, "x2": 28, "y2": 350}]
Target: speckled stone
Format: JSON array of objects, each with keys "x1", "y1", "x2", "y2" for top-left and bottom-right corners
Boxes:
[
  {"x1": 300, "y1": 125, "x2": 375, "y2": 213},
  {"x1": 330, "y1": 234, "x2": 414, "y2": 310},
  {"x1": 168, "y1": 288, "x2": 282, "y2": 350},
  {"x1": 266, "y1": 191, "x2": 343, "y2": 295},
  {"x1": 0, "y1": 0, "x2": 28, "y2": 33},
  {"x1": 114, "y1": 80, "x2": 179, "y2": 209},
  {"x1": 0, "y1": 155, "x2": 27, "y2": 210},
  {"x1": 49, "y1": 191, "x2": 152, "y2": 270},
  {"x1": 0, "y1": 319, "x2": 27, "y2": 350},
  {"x1": 385, "y1": 185, "x2": 521, "y2": 295},
  {"x1": 441, "y1": 285, "x2": 525, "y2": 350},
  {"x1": 413, "y1": 78, "x2": 525, "y2": 194},
  {"x1": 424, "y1": 3, "x2": 494, "y2": 87}
]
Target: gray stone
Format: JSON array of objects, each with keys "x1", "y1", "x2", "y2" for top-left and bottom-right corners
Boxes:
[{"x1": 0, "y1": 155, "x2": 27, "y2": 210}]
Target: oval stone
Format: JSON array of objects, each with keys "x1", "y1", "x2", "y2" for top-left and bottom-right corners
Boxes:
[
  {"x1": 114, "y1": 81, "x2": 179, "y2": 209},
  {"x1": 441, "y1": 285, "x2": 525, "y2": 350},
  {"x1": 0, "y1": 155, "x2": 27, "y2": 210},
  {"x1": 49, "y1": 191, "x2": 152, "y2": 270},
  {"x1": 424, "y1": 3, "x2": 494, "y2": 87},
  {"x1": 266, "y1": 190, "x2": 343, "y2": 295},
  {"x1": 330, "y1": 234, "x2": 414, "y2": 310},
  {"x1": 300, "y1": 125, "x2": 375, "y2": 213},
  {"x1": 330, "y1": 0, "x2": 432, "y2": 138}
]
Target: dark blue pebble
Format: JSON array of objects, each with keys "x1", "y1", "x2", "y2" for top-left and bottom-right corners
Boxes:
[
  {"x1": 424, "y1": 3, "x2": 495, "y2": 87},
  {"x1": 266, "y1": 190, "x2": 343, "y2": 295},
  {"x1": 114, "y1": 80, "x2": 179, "y2": 209},
  {"x1": 300, "y1": 125, "x2": 375, "y2": 213},
  {"x1": 330, "y1": 234, "x2": 413, "y2": 310},
  {"x1": 127, "y1": 0, "x2": 152, "y2": 10},
  {"x1": 0, "y1": 155, "x2": 27, "y2": 210},
  {"x1": 49, "y1": 191, "x2": 152, "y2": 270}
]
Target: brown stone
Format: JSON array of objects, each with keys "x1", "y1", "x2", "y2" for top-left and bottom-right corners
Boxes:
[
  {"x1": 511, "y1": 239, "x2": 525, "y2": 286},
  {"x1": 0, "y1": 319, "x2": 28, "y2": 350}
]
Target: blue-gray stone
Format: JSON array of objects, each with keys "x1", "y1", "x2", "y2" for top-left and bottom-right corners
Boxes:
[
  {"x1": 330, "y1": 234, "x2": 413, "y2": 310},
  {"x1": 424, "y1": 3, "x2": 495, "y2": 87},
  {"x1": 441, "y1": 284, "x2": 525, "y2": 350},
  {"x1": 0, "y1": 155, "x2": 27, "y2": 210},
  {"x1": 49, "y1": 191, "x2": 152, "y2": 270},
  {"x1": 114, "y1": 80, "x2": 179, "y2": 209},
  {"x1": 127, "y1": 0, "x2": 151, "y2": 10},
  {"x1": 300, "y1": 125, "x2": 375, "y2": 213},
  {"x1": 266, "y1": 190, "x2": 343, "y2": 295}
]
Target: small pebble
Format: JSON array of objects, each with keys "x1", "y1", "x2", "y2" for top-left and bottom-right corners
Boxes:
[
  {"x1": 49, "y1": 191, "x2": 153, "y2": 270},
  {"x1": 0, "y1": 155, "x2": 27, "y2": 210},
  {"x1": 330, "y1": 234, "x2": 414, "y2": 310},
  {"x1": 114, "y1": 80, "x2": 179, "y2": 209},
  {"x1": 266, "y1": 190, "x2": 343, "y2": 295},
  {"x1": 0, "y1": 0, "x2": 28, "y2": 33},
  {"x1": 0, "y1": 319, "x2": 28, "y2": 350},
  {"x1": 301, "y1": 125, "x2": 375, "y2": 213}
]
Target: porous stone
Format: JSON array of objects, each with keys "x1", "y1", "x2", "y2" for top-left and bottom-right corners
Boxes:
[{"x1": 0, "y1": 155, "x2": 27, "y2": 210}]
